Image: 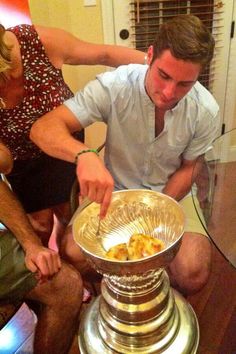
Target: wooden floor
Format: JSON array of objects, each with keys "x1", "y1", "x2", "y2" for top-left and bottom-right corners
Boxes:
[
  {"x1": 1, "y1": 243, "x2": 235, "y2": 354},
  {"x1": 187, "y1": 245, "x2": 236, "y2": 354}
]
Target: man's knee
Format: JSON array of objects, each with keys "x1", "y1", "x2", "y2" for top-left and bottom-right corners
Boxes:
[
  {"x1": 32, "y1": 263, "x2": 84, "y2": 311},
  {"x1": 26, "y1": 263, "x2": 83, "y2": 314},
  {"x1": 169, "y1": 233, "x2": 212, "y2": 295},
  {"x1": 53, "y1": 263, "x2": 83, "y2": 306},
  {"x1": 176, "y1": 262, "x2": 211, "y2": 295}
]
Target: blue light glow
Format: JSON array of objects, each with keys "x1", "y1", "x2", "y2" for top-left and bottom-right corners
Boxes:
[{"x1": 0, "y1": 327, "x2": 15, "y2": 350}]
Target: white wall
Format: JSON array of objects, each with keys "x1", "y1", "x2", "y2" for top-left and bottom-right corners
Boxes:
[{"x1": 29, "y1": 0, "x2": 107, "y2": 150}]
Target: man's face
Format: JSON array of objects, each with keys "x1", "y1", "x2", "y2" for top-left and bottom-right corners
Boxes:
[{"x1": 145, "y1": 47, "x2": 201, "y2": 111}]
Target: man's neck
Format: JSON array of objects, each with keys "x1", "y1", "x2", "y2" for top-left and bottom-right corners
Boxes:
[{"x1": 155, "y1": 107, "x2": 166, "y2": 137}]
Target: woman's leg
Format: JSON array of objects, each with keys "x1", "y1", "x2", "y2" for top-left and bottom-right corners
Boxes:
[
  {"x1": 28, "y1": 208, "x2": 54, "y2": 247},
  {"x1": 52, "y1": 201, "x2": 73, "y2": 248},
  {"x1": 59, "y1": 225, "x2": 88, "y2": 273},
  {"x1": 27, "y1": 202, "x2": 72, "y2": 249}
]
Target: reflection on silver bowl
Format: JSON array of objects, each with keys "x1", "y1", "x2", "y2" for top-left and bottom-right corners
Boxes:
[{"x1": 73, "y1": 189, "x2": 185, "y2": 275}]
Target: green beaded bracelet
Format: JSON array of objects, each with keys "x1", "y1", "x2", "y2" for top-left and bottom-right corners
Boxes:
[{"x1": 74, "y1": 149, "x2": 99, "y2": 164}]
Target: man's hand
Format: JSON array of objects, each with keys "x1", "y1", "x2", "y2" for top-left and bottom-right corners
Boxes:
[
  {"x1": 24, "y1": 245, "x2": 62, "y2": 283},
  {"x1": 76, "y1": 152, "x2": 114, "y2": 218}
]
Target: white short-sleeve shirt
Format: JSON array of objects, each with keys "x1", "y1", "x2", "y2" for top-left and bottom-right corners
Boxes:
[{"x1": 64, "y1": 64, "x2": 220, "y2": 192}]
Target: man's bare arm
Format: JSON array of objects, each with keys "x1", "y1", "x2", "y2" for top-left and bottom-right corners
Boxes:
[
  {"x1": 162, "y1": 156, "x2": 204, "y2": 201},
  {"x1": 0, "y1": 180, "x2": 62, "y2": 279},
  {"x1": 30, "y1": 105, "x2": 114, "y2": 217}
]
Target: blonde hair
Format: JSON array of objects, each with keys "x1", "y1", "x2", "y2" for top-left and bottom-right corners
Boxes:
[{"x1": 0, "y1": 24, "x2": 13, "y2": 79}]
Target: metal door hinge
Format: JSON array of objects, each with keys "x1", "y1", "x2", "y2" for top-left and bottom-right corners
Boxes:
[
  {"x1": 230, "y1": 21, "x2": 235, "y2": 38},
  {"x1": 221, "y1": 123, "x2": 225, "y2": 135}
]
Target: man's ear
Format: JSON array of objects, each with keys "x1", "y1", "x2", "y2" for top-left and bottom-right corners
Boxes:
[{"x1": 147, "y1": 45, "x2": 154, "y2": 65}]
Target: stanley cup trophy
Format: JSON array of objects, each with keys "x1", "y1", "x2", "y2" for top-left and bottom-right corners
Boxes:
[{"x1": 73, "y1": 190, "x2": 199, "y2": 353}]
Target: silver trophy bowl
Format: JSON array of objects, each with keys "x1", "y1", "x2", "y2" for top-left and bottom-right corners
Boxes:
[
  {"x1": 73, "y1": 190, "x2": 199, "y2": 354},
  {"x1": 73, "y1": 189, "x2": 185, "y2": 275}
]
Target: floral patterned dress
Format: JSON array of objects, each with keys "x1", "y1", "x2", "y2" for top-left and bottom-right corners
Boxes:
[
  {"x1": 0, "y1": 25, "x2": 82, "y2": 212},
  {"x1": 0, "y1": 24, "x2": 74, "y2": 160}
]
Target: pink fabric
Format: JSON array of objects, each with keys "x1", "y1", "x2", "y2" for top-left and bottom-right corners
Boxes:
[{"x1": 82, "y1": 287, "x2": 91, "y2": 302}]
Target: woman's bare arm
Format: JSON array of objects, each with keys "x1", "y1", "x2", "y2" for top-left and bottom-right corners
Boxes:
[{"x1": 35, "y1": 25, "x2": 145, "y2": 69}]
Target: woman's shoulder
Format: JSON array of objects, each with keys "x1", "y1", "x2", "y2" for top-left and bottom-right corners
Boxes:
[
  {"x1": 8, "y1": 24, "x2": 50, "y2": 67},
  {"x1": 8, "y1": 24, "x2": 38, "y2": 42}
]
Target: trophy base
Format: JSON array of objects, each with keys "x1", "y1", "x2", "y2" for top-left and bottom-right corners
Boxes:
[{"x1": 78, "y1": 290, "x2": 199, "y2": 354}]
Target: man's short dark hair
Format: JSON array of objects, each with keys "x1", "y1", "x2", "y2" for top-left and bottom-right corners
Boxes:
[{"x1": 151, "y1": 15, "x2": 215, "y2": 70}]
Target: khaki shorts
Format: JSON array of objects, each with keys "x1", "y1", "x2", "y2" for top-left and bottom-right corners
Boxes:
[
  {"x1": 180, "y1": 195, "x2": 208, "y2": 237},
  {"x1": 0, "y1": 230, "x2": 37, "y2": 304}
]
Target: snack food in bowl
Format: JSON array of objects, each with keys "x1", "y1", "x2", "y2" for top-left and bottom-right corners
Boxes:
[{"x1": 106, "y1": 233, "x2": 165, "y2": 261}]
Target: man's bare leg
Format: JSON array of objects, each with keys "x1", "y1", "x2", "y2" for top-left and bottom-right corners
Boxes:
[
  {"x1": 168, "y1": 232, "x2": 212, "y2": 295},
  {"x1": 26, "y1": 262, "x2": 83, "y2": 354}
]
